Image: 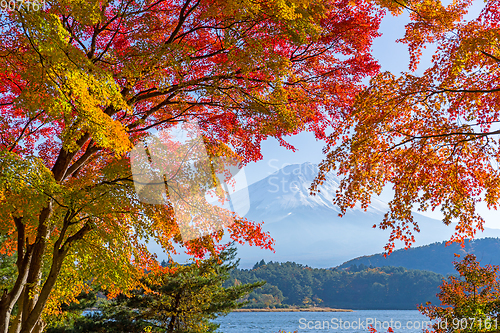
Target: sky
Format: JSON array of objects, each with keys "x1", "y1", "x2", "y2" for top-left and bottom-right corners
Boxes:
[
  {"x1": 243, "y1": 6, "x2": 421, "y2": 184},
  {"x1": 241, "y1": 2, "x2": 500, "y2": 231},
  {"x1": 160, "y1": 1, "x2": 500, "y2": 265}
]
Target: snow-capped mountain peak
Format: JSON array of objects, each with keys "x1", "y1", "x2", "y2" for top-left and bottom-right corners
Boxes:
[
  {"x1": 232, "y1": 162, "x2": 500, "y2": 268},
  {"x1": 245, "y1": 162, "x2": 386, "y2": 219}
]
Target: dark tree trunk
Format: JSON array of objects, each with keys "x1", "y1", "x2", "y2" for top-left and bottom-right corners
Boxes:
[{"x1": 0, "y1": 135, "x2": 94, "y2": 332}]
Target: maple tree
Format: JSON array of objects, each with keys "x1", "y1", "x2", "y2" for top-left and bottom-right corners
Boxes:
[
  {"x1": 46, "y1": 246, "x2": 263, "y2": 333},
  {"x1": 0, "y1": 0, "x2": 382, "y2": 332},
  {"x1": 314, "y1": 0, "x2": 500, "y2": 253},
  {"x1": 418, "y1": 254, "x2": 500, "y2": 333}
]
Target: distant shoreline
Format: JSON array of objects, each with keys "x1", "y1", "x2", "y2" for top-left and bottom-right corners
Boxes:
[{"x1": 233, "y1": 307, "x2": 353, "y2": 312}]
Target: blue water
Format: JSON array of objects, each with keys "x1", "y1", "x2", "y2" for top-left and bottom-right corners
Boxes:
[{"x1": 213, "y1": 310, "x2": 432, "y2": 333}]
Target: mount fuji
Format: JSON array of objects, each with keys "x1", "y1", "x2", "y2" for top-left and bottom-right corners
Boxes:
[{"x1": 233, "y1": 162, "x2": 500, "y2": 268}]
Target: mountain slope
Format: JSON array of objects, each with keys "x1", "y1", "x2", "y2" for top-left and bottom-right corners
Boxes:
[
  {"x1": 234, "y1": 163, "x2": 500, "y2": 268},
  {"x1": 338, "y1": 237, "x2": 500, "y2": 276}
]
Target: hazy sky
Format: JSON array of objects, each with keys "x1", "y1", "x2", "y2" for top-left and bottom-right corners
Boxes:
[{"x1": 242, "y1": 2, "x2": 500, "y2": 231}]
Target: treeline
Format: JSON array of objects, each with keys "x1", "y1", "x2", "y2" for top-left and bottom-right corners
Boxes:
[
  {"x1": 339, "y1": 238, "x2": 500, "y2": 276},
  {"x1": 227, "y1": 261, "x2": 444, "y2": 310}
]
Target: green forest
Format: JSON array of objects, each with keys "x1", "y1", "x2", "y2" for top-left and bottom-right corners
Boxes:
[{"x1": 227, "y1": 261, "x2": 444, "y2": 310}]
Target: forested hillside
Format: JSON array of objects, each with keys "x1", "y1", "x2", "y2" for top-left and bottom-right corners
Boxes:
[
  {"x1": 227, "y1": 261, "x2": 443, "y2": 310},
  {"x1": 339, "y1": 238, "x2": 500, "y2": 276}
]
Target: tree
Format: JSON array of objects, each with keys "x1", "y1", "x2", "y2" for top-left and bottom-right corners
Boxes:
[
  {"x1": 0, "y1": 0, "x2": 383, "y2": 331},
  {"x1": 313, "y1": 0, "x2": 500, "y2": 253},
  {"x1": 44, "y1": 289, "x2": 100, "y2": 333},
  {"x1": 418, "y1": 254, "x2": 500, "y2": 333},
  {"x1": 0, "y1": 236, "x2": 17, "y2": 295},
  {"x1": 46, "y1": 246, "x2": 263, "y2": 333},
  {"x1": 228, "y1": 260, "x2": 442, "y2": 309}
]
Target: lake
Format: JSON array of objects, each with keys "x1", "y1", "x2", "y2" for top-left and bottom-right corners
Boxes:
[{"x1": 213, "y1": 310, "x2": 432, "y2": 333}]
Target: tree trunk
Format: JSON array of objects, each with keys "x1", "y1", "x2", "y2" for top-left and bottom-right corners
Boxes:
[
  {"x1": 19, "y1": 261, "x2": 61, "y2": 333},
  {"x1": 8, "y1": 292, "x2": 23, "y2": 333},
  {"x1": 31, "y1": 320, "x2": 44, "y2": 333},
  {"x1": 0, "y1": 206, "x2": 52, "y2": 333},
  {"x1": 0, "y1": 303, "x2": 12, "y2": 333},
  {"x1": 19, "y1": 223, "x2": 91, "y2": 333},
  {"x1": 0, "y1": 137, "x2": 90, "y2": 332},
  {"x1": 0, "y1": 246, "x2": 32, "y2": 333},
  {"x1": 20, "y1": 205, "x2": 52, "y2": 330},
  {"x1": 167, "y1": 293, "x2": 182, "y2": 333}
]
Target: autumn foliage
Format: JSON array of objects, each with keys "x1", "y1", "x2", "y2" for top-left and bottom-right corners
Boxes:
[
  {"x1": 0, "y1": 0, "x2": 383, "y2": 331},
  {"x1": 419, "y1": 254, "x2": 500, "y2": 333},
  {"x1": 4, "y1": 0, "x2": 499, "y2": 331},
  {"x1": 314, "y1": 0, "x2": 500, "y2": 253}
]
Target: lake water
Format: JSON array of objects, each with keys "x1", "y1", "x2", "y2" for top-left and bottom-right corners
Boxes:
[{"x1": 213, "y1": 310, "x2": 432, "y2": 333}]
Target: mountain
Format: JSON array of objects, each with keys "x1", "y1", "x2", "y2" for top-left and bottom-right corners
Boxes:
[
  {"x1": 233, "y1": 162, "x2": 500, "y2": 268},
  {"x1": 338, "y1": 237, "x2": 500, "y2": 276}
]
